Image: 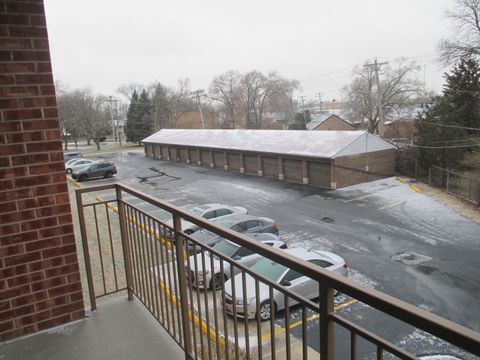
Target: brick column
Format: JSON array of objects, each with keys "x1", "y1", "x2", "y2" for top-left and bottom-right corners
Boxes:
[
  {"x1": 223, "y1": 151, "x2": 228, "y2": 170},
  {"x1": 257, "y1": 155, "x2": 263, "y2": 176},
  {"x1": 197, "y1": 149, "x2": 201, "y2": 166},
  {"x1": 278, "y1": 157, "x2": 284, "y2": 180},
  {"x1": 186, "y1": 148, "x2": 190, "y2": 164},
  {"x1": 239, "y1": 153, "x2": 245, "y2": 173},
  {"x1": 302, "y1": 159, "x2": 309, "y2": 184},
  {"x1": 209, "y1": 150, "x2": 214, "y2": 168},
  {"x1": 0, "y1": 0, "x2": 85, "y2": 341}
]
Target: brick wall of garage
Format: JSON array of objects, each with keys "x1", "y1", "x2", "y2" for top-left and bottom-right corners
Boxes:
[
  {"x1": 145, "y1": 144, "x2": 396, "y2": 189},
  {"x1": 333, "y1": 149, "x2": 397, "y2": 188}
]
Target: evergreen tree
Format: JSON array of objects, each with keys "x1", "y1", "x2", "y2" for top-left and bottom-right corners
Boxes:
[
  {"x1": 125, "y1": 90, "x2": 153, "y2": 145},
  {"x1": 416, "y1": 57, "x2": 480, "y2": 169},
  {"x1": 125, "y1": 90, "x2": 139, "y2": 143}
]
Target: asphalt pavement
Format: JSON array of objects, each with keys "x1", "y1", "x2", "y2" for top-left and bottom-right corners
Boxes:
[{"x1": 77, "y1": 150, "x2": 480, "y2": 359}]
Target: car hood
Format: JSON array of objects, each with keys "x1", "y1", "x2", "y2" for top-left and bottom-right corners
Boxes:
[
  {"x1": 224, "y1": 273, "x2": 272, "y2": 302},
  {"x1": 189, "y1": 230, "x2": 220, "y2": 246}
]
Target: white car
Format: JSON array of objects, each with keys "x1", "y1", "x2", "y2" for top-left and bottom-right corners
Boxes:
[
  {"x1": 65, "y1": 158, "x2": 94, "y2": 174},
  {"x1": 168, "y1": 203, "x2": 247, "y2": 234},
  {"x1": 186, "y1": 233, "x2": 287, "y2": 290},
  {"x1": 223, "y1": 247, "x2": 348, "y2": 321}
]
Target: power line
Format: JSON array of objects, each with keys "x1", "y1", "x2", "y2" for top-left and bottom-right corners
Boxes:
[
  {"x1": 420, "y1": 120, "x2": 480, "y2": 131},
  {"x1": 409, "y1": 143, "x2": 480, "y2": 149}
]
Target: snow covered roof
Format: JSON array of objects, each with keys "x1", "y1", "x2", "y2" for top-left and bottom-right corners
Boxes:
[
  {"x1": 306, "y1": 113, "x2": 334, "y2": 130},
  {"x1": 143, "y1": 129, "x2": 396, "y2": 159}
]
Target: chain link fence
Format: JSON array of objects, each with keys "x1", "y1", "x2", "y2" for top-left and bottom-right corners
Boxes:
[{"x1": 398, "y1": 159, "x2": 480, "y2": 205}]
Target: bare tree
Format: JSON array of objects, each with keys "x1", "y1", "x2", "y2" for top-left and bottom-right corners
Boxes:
[
  {"x1": 209, "y1": 70, "x2": 242, "y2": 128},
  {"x1": 438, "y1": 0, "x2": 480, "y2": 65},
  {"x1": 117, "y1": 82, "x2": 144, "y2": 102},
  {"x1": 342, "y1": 59, "x2": 423, "y2": 134}
]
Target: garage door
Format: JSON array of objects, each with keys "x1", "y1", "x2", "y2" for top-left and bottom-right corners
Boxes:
[
  {"x1": 244, "y1": 154, "x2": 258, "y2": 174},
  {"x1": 200, "y1": 150, "x2": 210, "y2": 167},
  {"x1": 153, "y1": 145, "x2": 161, "y2": 159},
  {"x1": 161, "y1": 146, "x2": 169, "y2": 160},
  {"x1": 284, "y1": 159, "x2": 303, "y2": 183},
  {"x1": 213, "y1": 151, "x2": 224, "y2": 169},
  {"x1": 169, "y1": 147, "x2": 177, "y2": 161},
  {"x1": 189, "y1": 149, "x2": 199, "y2": 164},
  {"x1": 179, "y1": 148, "x2": 188, "y2": 163},
  {"x1": 227, "y1": 153, "x2": 240, "y2": 172},
  {"x1": 263, "y1": 157, "x2": 278, "y2": 178},
  {"x1": 308, "y1": 161, "x2": 331, "y2": 188}
]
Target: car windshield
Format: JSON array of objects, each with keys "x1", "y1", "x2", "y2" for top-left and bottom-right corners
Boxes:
[
  {"x1": 212, "y1": 239, "x2": 239, "y2": 257},
  {"x1": 250, "y1": 257, "x2": 286, "y2": 282},
  {"x1": 187, "y1": 207, "x2": 204, "y2": 217}
]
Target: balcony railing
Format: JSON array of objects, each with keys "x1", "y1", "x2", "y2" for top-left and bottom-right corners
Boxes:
[{"x1": 75, "y1": 183, "x2": 480, "y2": 360}]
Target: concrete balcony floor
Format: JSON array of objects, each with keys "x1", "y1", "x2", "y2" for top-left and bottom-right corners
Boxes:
[{"x1": 0, "y1": 297, "x2": 184, "y2": 360}]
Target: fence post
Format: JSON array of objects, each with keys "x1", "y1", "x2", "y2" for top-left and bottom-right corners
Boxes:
[
  {"x1": 468, "y1": 177, "x2": 472, "y2": 203},
  {"x1": 319, "y1": 284, "x2": 335, "y2": 360},
  {"x1": 173, "y1": 214, "x2": 193, "y2": 359},
  {"x1": 75, "y1": 189, "x2": 97, "y2": 311},
  {"x1": 446, "y1": 170, "x2": 450, "y2": 193},
  {"x1": 116, "y1": 186, "x2": 134, "y2": 301}
]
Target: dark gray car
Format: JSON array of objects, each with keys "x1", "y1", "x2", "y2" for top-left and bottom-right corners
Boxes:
[
  {"x1": 71, "y1": 161, "x2": 117, "y2": 181},
  {"x1": 188, "y1": 213, "x2": 279, "y2": 248}
]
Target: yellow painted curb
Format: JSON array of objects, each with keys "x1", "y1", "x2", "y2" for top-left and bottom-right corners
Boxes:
[
  {"x1": 67, "y1": 176, "x2": 82, "y2": 189},
  {"x1": 409, "y1": 185, "x2": 422, "y2": 193},
  {"x1": 396, "y1": 177, "x2": 408, "y2": 184}
]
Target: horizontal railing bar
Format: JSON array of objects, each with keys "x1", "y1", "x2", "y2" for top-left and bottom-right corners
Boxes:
[
  {"x1": 76, "y1": 184, "x2": 480, "y2": 356},
  {"x1": 331, "y1": 314, "x2": 419, "y2": 360},
  {"x1": 95, "y1": 288, "x2": 128, "y2": 299},
  {"x1": 83, "y1": 199, "x2": 117, "y2": 207},
  {"x1": 75, "y1": 183, "x2": 117, "y2": 194}
]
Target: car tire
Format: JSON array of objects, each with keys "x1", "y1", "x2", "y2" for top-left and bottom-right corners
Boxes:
[
  {"x1": 105, "y1": 171, "x2": 113, "y2": 178},
  {"x1": 258, "y1": 300, "x2": 276, "y2": 322},
  {"x1": 79, "y1": 175, "x2": 87, "y2": 182},
  {"x1": 210, "y1": 273, "x2": 226, "y2": 291},
  {"x1": 66, "y1": 168, "x2": 72, "y2": 174}
]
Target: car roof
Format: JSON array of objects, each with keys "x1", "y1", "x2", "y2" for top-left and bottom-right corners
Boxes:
[
  {"x1": 222, "y1": 233, "x2": 283, "y2": 247},
  {"x1": 283, "y1": 247, "x2": 345, "y2": 264},
  {"x1": 213, "y1": 213, "x2": 273, "y2": 225},
  {"x1": 193, "y1": 203, "x2": 226, "y2": 211}
]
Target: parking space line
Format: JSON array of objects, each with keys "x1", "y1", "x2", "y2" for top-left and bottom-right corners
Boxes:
[
  {"x1": 261, "y1": 298, "x2": 358, "y2": 340},
  {"x1": 378, "y1": 200, "x2": 406, "y2": 211}
]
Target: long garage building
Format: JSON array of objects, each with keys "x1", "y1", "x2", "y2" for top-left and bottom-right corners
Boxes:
[{"x1": 142, "y1": 129, "x2": 397, "y2": 189}]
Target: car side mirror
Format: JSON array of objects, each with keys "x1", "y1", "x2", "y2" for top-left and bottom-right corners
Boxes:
[
  {"x1": 232, "y1": 255, "x2": 242, "y2": 261},
  {"x1": 280, "y1": 279, "x2": 291, "y2": 287}
]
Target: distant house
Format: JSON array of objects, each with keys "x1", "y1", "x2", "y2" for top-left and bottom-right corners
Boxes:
[{"x1": 306, "y1": 113, "x2": 355, "y2": 131}]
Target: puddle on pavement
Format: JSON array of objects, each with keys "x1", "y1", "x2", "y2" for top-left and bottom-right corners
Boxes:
[
  {"x1": 135, "y1": 167, "x2": 181, "y2": 185},
  {"x1": 390, "y1": 251, "x2": 433, "y2": 266}
]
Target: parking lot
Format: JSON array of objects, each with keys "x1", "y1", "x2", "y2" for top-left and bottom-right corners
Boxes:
[{"x1": 76, "y1": 150, "x2": 480, "y2": 359}]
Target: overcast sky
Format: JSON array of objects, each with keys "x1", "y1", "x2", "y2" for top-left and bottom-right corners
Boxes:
[{"x1": 44, "y1": 0, "x2": 454, "y2": 102}]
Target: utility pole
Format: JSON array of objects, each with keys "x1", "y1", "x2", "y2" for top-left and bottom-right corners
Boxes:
[
  {"x1": 317, "y1": 92, "x2": 323, "y2": 113},
  {"x1": 299, "y1": 95, "x2": 307, "y2": 125},
  {"x1": 194, "y1": 90, "x2": 205, "y2": 129},
  {"x1": 364, "y1": 59, "x2": 388, "y2": 136},
  {"x1": 107, "y1": 96, "x2": 120, "y2": 148}
]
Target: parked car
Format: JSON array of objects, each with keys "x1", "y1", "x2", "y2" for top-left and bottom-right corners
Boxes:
[
  {"x1": 186, "y1": 233, "x2": 287, "y2": 290},
  {"x1": 223, "y1": 247, "x2": 348, "y2": 321},
  {"x1": 188, "y1": 214, "x2": 279, "y2": 249},
  {"x1": 71, "y1": 161, "x2": 117, "y2": 181},
  {"x1": 65, "y1": 158, "x2": 93, "y2": 174},
  {"x1": 64, "y1": 151, "x2": 83, "y2": 162},
  {"x1": 167, "y1": 203, "x2": 248, "y2": 235}
]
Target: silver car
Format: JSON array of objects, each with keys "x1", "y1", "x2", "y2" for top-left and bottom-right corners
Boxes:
[
  {"x1": 223, "y1": 247, "x2": 348, "y2": 321},
  {"x1": 186, "y1": 233, "x2": 287, "y2": 290},
  {"x1": 65, "y1": 158, "x2": 93, "y2": 174},
  {"x1": 167, "y1": 203, "x2": 247, "y2": 235}
]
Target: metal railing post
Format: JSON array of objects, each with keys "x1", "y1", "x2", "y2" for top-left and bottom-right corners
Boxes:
[
  {"x1": 116, "y1": 186, "x2": 134, "y2": 301},
  {"x1": 319, "y1": 284, "x2": 335, "y2": 360},
  {"x1": 75, "y1": 189, "x2": 97, "y2": 311},
  {"x1": 446, "y1": 170, "x2": 450, "y2": 193},
  {"x1": 173, "y1": 213, "x2": 193, "y2": 359}
]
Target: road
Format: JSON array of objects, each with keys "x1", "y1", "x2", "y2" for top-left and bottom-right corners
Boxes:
[{"x1": 78, "y1": 150, "x2": 480, "y2": 359}]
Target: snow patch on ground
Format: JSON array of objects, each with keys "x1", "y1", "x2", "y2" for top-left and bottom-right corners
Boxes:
[{"x1": 348, "y1": 268, "x2": 377, "y2": 289}]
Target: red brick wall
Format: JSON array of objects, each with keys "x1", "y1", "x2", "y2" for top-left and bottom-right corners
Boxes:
[
  {"x1": 0, "y1": 0, "x2": 84, "y2": 341},
  {"x1": 333, "y1": 149, "x2": 397, "y2": 188}
]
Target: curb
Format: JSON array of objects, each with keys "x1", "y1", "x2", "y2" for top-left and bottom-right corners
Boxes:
[{"x1": 396, "y1": 177, "x2": 422, "y2": 193}]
